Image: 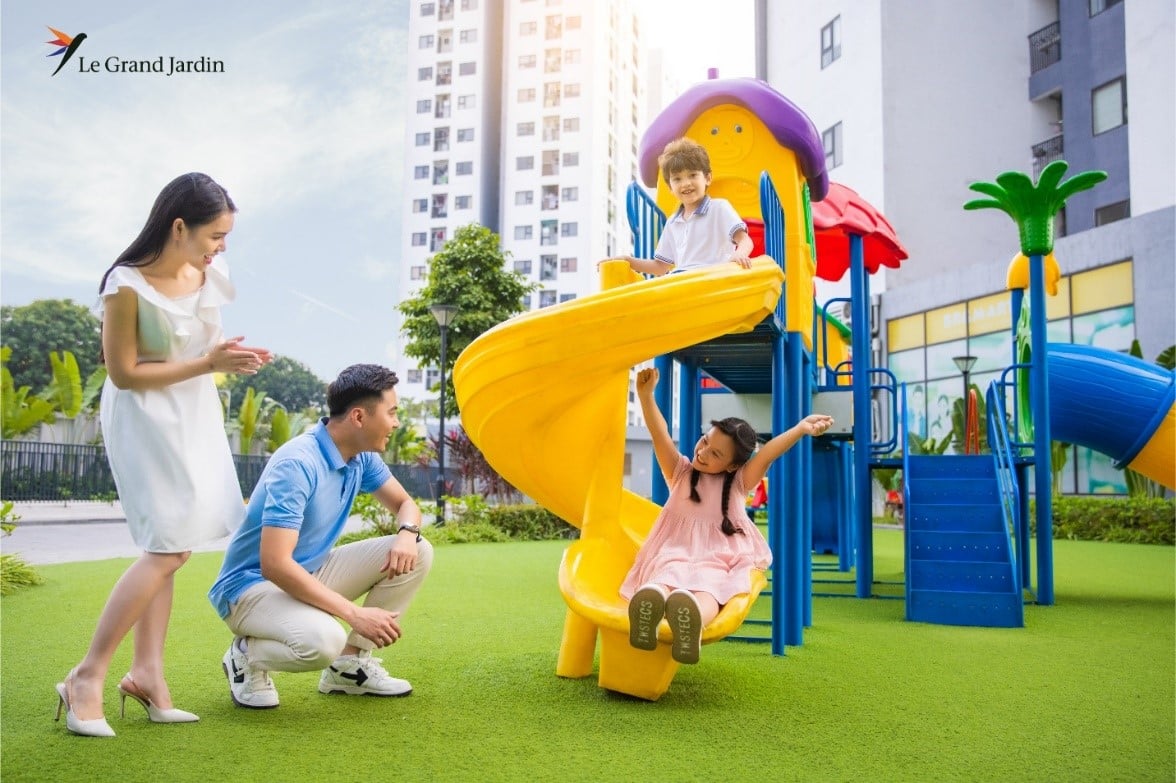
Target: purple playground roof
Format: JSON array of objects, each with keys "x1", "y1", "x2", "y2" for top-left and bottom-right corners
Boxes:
[{"x1": 638, "y1": 77, "x2": 829, "y2": 201}]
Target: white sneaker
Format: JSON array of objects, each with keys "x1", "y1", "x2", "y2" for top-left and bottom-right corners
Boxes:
[
  {"x1": 222, "y1": 638, "x2": 279, "y2": 709},
  {"x1": 318, "y1": 651, "x2": 412, "y2": 697}
]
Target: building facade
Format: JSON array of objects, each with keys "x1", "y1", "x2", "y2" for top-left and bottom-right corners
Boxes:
[{"x1": 757, "y1": 0, "x2": 1175, "y2": 494}]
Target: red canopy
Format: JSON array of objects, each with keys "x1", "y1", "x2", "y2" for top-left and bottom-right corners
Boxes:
[{"x1": 811, "y1": 183, "x2": 907, "y2": 281}]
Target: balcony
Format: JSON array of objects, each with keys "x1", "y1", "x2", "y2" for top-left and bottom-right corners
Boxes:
[
  {"x1": 1029, "y1": 21, "x2": 1060, "y2": 73},
  {"x1": 1031, "y1": 133, "x2": 1064, "y2": 177}
]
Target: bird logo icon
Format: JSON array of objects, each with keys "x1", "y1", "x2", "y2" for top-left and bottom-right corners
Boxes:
[{"x1": 46, "y1": 26, "x2": 87, "y2": 76}]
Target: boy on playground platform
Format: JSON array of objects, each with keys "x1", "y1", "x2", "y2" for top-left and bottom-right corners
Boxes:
[{"x1": 610, "y1": 137, "x2": 754, "y2": 276}]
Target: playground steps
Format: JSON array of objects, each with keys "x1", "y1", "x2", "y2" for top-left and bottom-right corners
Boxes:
[{"x1": 904, "y1": 455, "x2": 1024, "y2": 628}]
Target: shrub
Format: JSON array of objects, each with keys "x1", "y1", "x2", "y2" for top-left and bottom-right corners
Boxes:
[
  {"x1": 1030, "y1": 496, "x2": 1175, "y2": 546},
  {"x1": 0, "y1": 501, "x2": 43, "y2": 595},
  {"x1": 486, "y1": 504, "x2": 577, "y2": 540},
  {"x1": 338, "y1": 493, "x2": 577, "y2": 546}
]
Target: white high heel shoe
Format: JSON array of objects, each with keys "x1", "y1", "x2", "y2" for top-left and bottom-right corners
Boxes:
[
  {"x1": 54, "y1": 673, "x2": 116, "y2": 737},
  {"x1": 117, "y1": 674, "x2": 199, "y2": 723}
]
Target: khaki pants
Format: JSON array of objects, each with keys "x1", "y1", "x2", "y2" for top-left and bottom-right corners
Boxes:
[{"x1": 224, "y1": 536, "x2": 433, "y2": 673}]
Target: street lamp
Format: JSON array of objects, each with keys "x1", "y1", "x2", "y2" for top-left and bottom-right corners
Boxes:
[
  {"x1": 952, "y1": 355, "x2": 978, "y2": 400},
  {"x1": 429, "y1": 303, "x2": 458, "y2": 525}
]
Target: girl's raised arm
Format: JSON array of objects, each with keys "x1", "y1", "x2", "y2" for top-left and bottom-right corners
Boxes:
[
  {"x1": 635, "y1": 368, "x2": 681, "y2": 483},
  {"x1": 741, "y1": 414, "x2": 834, "y2": 490}
]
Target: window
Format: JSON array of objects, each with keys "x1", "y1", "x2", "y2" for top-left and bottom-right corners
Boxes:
[
  {"x1": 413, "y1": 198, "x2": 428, "y2": 213},
  {"x1": 425, "y1": 368, "x2": 439, "y2": 388},
  {"x1": 418, "y1": 66, "x2": 433, "y2": 81},
  {"x1": 416, "y1": 99, "x2": 432, "y2": 114},
  {"x1": 430, "y1": 228, "x2": 447, "y2": 251},
  {"x1": 419, "y1": 34, "x2": 434, "y2": 49},
  {"x1": 435, "y1": 94, "x2": 451, "y2": 118},
  {"x1": 514, "y1": 225, "x2": 533, "y2": 240},
  {"x1": 822, "y1": 122, "x2": 843, "y2": 169},
  {"x1": 544, "y1": 82, "x2": 561, "y2": 107},
  {"x1": 543, "y1": 116, "x2": 560, "y2": 141},
  {"x1": 541, "y1": 219, "x2": 558, "y2": 245},
  {"x1": 438, "y1": 0, "x2": 453, "y2": 19},
  {"x1": 1089, "y1": 0, "x2": 1122, "y2": 15},
  {"x1": 541, "y1": 255, "x2": 558, "y2": 280},
  {"x1": 542, "y1": 150, "x2": 559, "y2": 176},
  {"x1": 413, "y1": 165, "x2": 429, "y2": 180},
  {"x1": 518, "y1": 88, "x2": 536, "y2": 103},
  {"x1": 520, "y1": 21, "x2": 537, "y2": 35},
  {"x1": 459, "y1": 61, "x2": 476, "y2": 76},
  {"x1": 420, "y1": 2, "x2": 435, "y2": 16},
  {"x1": 519, "y1": 54, "x2": 536, "y2": 68},
  {"x1": 1094, "y1": 200, "x2": 1130, "y2": 226},
  {"x1": 545, "y1": 48, "x2": 562, "y2": 73},
  {"x1": 518, "y1": 121, "x2": 536, "y2": 136},
  {"x1": 1092, "y1": 77, "x2": 1126, "y2": 134},
  {"x1": 545, "y1": 15, "x2": 562, "y2": 39},
  {"x1": 539, "y1": 290, "x2": 557, "y2": 307},
  {"x1": 561, "y1": 186, "x2": 578, "y2": 201},
  {"x1": 541, "y1": 185, "x2": 559, "y2": 209},
  {"x1": 563, "y1": 117, "x2": 580, "y2": 132},
  {"x1": 562, "y1": 152, "x2": 579, "y2": 167},
  {"x1": 455, "y1": 161, "x2": 473, "y2": 175},
  {"x1": 564, "y1": 83, "x2": 581, "y2": 98},
  {"x1": 515, "y1": 190, "x2": 534, "y2": 205},
  {"x1": 457, "y1": 127, "x2": 475, "y2": 142},
  {"x1": 560, "y1": 222, "x2": 578, "y2": 237},
  {"x1": 433, "y1": 160, "x2": 448, "y2": 184},
  {"x1": 821, "y1": 16, "x2": 841, "y2": 68},
  {"x1": 434, "y1": 127, "x2": 449, "y2": 151},
  {"x1": 460, "y1": 0, "x2": 477, "y2": 10},
  {"x1": 457, "y1": 94, "x2": 476, "y2": 109},
  {"x1": 517, "y1": 156, "x2": 535, "y2": 171},
  {"x1": 407, "y1": 369, "x2": 422, "y2": 384},
  {"x1": 514, "y1": 259, "x2": 532, "y2": 275},
  {"x1": 455, "y1": 195, "x2": 472, "y2": 209},
  {"x1": 559, "y1": 293, "x2": 576, "y2": 303},
  {"x1": 431, "y1": 194, "x2": 448, "y2": 218},
  {"x1": 411, "y1": 232, "x2": 427, "y2": 246},
  {"x1": 459, "y1": 28, "x2": 477, "y2": 43},
  {"x1": 565, "y1": 49, "x2": 581, "y2": 64},
  {"x1": 410, "y1": 265, "x2": 426, "y2": 280},
  {"x1": 436, "y1": 62, "x2": 452, "y2": 85},
  {"x1": 566, "y1": 15, "x2": 581, "y2": 30},
  {"x1": 415, "y1": 132, "x2": 431, "y2": 146},
  {"x1": 560, "y1": 257, "x2": 577, "y2": 273}
]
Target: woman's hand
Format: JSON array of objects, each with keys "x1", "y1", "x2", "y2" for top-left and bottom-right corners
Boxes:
[{"x1": 208, "y1": 336, "x2": 267, "y2": 375}]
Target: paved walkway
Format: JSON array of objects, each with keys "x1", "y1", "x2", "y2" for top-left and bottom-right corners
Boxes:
[{"x1": 1, "y1": 501, "x2": 365, "y2": 565}]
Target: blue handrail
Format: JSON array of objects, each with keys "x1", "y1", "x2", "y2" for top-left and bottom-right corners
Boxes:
[
  {"x1": 625, "y1": 181, "x2": 665, "y2": 261},
  {"x1": 986, "y1": 379, "x2": 1022, "y2": 598}
]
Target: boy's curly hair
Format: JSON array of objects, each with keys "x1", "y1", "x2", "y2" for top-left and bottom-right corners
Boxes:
[{"x1": 658, "y1": 138, "x2": 712, "y2": 182}]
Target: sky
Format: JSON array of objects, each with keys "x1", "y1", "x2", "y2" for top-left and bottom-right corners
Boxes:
[{"x1": 1, "y1": 0, "x2": 755, "y2": 381}]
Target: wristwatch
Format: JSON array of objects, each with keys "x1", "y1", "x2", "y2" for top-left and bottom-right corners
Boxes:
[{"x1": 398, "y1": 523, "x2": 423, "y2": 542}]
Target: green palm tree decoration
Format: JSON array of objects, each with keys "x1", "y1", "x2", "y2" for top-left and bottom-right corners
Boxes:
[{"x1": 964, "y1": 160, "x2": 1107, "y2": 255}]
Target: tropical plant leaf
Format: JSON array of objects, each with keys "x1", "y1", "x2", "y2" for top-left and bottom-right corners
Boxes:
[
  {"x1": 1156, "y1": 345, "x2": 1175, "y2": 370},
  {"x1": 1034, "y1": 160, "x2": 1070, "y2": 193},
  {"x1": 45, "y1": 351, "x2": 83, "y2": 418},
  {"x1": 1054, "y1": 170, "x2": 1109, "y2": 206},
  {"x1": 963, "y1": 197, "x2": 1009, "y2": 213}
]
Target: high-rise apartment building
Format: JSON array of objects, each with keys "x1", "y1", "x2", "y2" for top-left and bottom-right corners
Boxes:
[
  {"x1": 757, "y1": 0, "x2": 1174, "y2": 493},
  {"x1": 396, "y1": 0, "x2": 646, "y2": 405}
]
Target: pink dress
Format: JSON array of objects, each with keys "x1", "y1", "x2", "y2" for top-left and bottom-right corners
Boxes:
[{"x1": 620, "y1": 456, "x2": 772, "y2": 605}]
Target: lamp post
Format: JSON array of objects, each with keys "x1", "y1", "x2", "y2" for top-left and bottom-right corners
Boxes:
[
  {"x1": 952, "y1": 355, "x2": 977, "y2": 401},
  {"x1": 429, "y1": 303, "x2": 458, "y2": 525}
]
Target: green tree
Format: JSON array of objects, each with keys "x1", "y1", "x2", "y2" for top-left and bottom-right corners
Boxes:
[
  {"x1": 398, "y1": 224, "x2": 537, "y2": 415},
  {"x1": 222, "y1": 354, "x2": 326, "y2": 417},
  {"x1": 0, "y1": 300, "x2": 102, "y2": 394}
]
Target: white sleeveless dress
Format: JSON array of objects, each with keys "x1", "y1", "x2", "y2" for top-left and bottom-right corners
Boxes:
[{"x1": 98, "y1": 258, "x2": 245, "y2": 552}]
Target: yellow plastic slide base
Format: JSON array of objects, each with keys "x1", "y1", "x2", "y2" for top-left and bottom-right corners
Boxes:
[{"x1": 1128, "y1": 402, "x2": 1176, "y2": 490}]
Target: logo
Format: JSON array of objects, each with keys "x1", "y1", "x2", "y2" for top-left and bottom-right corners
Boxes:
[{"x1": 45, "y1": 26, "x2": 87, "y2": 76}]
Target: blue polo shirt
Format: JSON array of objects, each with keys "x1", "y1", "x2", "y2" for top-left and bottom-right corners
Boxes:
[{"x1": 208, "y1": 419, "x2": 392, "y2": 618}]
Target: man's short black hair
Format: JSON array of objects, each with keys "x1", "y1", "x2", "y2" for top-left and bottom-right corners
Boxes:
[{"x1": 326, "y1": 364, "x2": 399, "y2": 417}]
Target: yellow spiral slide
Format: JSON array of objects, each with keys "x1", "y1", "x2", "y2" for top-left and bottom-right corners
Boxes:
[{"x1": 453, "y1": 259, "x2": 784, "y2": 700}]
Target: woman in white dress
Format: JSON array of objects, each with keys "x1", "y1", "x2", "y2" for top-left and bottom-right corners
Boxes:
[{"x1": 55, "y1": 173, "x2": 271, "y2": 737}]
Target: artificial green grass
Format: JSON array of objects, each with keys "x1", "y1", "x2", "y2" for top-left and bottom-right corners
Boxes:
[{"x1": 1, "y1": 530, "x2": 1172, "y2": 782}]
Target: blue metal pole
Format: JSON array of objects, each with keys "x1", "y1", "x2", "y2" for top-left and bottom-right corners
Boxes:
[
  {"x1": 849, "y1": 233, "x2": 873, "y2": 598},
  {"x1": 1029, "y1": 254, "x2": 1054, "y2": 605},
  {"x1": 769, "y1": 331, "x2": 789, "y2": 654},
  {"x1": 785, "y1": 333, "x2": 805, "y2": 643},
  {"x1": 651, "y1": 354, "x2": 674, "y2": 505},
  {"x1": 800, "y1": 342, "x2": 814, "y2": 628},
  {"x1": 679, "y1": 363, "x2": 700, "y2": 459}
]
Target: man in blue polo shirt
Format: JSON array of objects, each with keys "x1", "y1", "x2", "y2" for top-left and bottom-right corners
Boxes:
[{"x1": 209, "y1": 364, "x2": 433, "y2": 708}]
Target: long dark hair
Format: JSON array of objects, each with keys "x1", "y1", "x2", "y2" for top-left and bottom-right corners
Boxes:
[
  {"x1": 688, "y1": 417, "x2": 759, "y2": 536},
  {"x1": 98, "y1": 172, "x2": 236, "y2": 293}
]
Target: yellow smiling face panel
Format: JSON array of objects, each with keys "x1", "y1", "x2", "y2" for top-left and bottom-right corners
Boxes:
[{"x1": 654, "y1": 104, "x2": 805, "y2": 225}]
